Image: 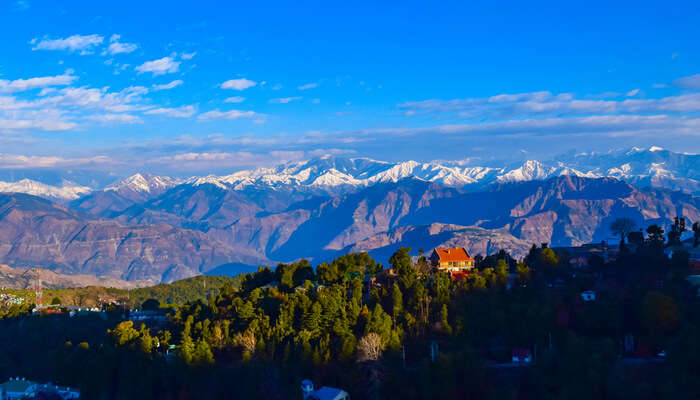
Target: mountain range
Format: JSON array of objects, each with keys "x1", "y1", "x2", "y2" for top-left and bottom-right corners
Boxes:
[
  {"x1": 1, "y1": 147, "x2": 699, "y2": 202},
  {"x1": 0, "y1": 147, "x2": 698, "y2": 283}
]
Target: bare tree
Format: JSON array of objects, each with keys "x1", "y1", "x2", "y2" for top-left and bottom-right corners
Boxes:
[
  {"x1": 610, "y1": 218, "x2": 636, "y2": 246},
  {"x1": 357, "y1": 333, "x2": 385, "y2": 362},
  {"x1": 693, "y1": 221, "x2": 700, "y2": 247},
  {"x1": 236, "y1": 329, "x2": 257, "y2": 355}
]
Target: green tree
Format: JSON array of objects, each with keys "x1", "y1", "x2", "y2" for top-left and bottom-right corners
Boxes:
[
  {"x1": 139, "y1": 324, "x2": 154, "y2": 354},
  {"x1": 141, "y1": 298, "x2": 160, "y2": 311},
  {"x1": 178, "y1": 333, "x2": 195, "y2": 364},
  {"x1": 516, "y1": 261, "x2": 531, "y2": 285},
  {"x1": 646, "y1": 224, "x2": 665, "y2": 247},
  {"x1": 440, "y1": 304, "x2": 452, "y2": 335},
  {"x1": 610, "y1": 217, "x2": 636, "y2": 247},
  {"x1": 109, "y1": 321, "x2": 139, "y2": 347},
  {"x1": 391, "y1": 283, "x2": 403, "y2": 325},
  {"x1": 302, "y1": 302, "x2": 322, "y2": 337},
  {"x1": 391, "y1": 247, "x2": 416, "y2": 290},
  {"x1": 193, "y1": 338, "x2": 215, "y2": 364}
]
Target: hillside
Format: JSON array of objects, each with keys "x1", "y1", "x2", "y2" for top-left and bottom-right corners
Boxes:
[
  {"x1": 0, "y1": 264, "x2": 151, "y2": 290},
  {"x1": 0, "y1": 274, "x2": 246, "y2": 308},
  {"x1": 1, "y1": 174, "x2": 699, "y2": 282},
  {"x1": 0, "y1": 193, "x2": 268, "y2": 282}
]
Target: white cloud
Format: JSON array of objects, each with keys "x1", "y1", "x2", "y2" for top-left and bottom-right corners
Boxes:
[
  {"x1": 626, "y1": 89, "x2": 640, "y2": 97},
  {"x1": 180, "y1": 52, "x2": 197, "y2": 60},
  {"x1": 145, "y1": 105, "x2": 196, "y2": 118},
  {"x1": 673, "y1": 73, "x2": 700, "y2": 90},
  {"x1": 152, "y1": 80, "x2": 183, "y2": 91},
  {"x1": 106, "y1": 34, "x2": 138, "y2": 55},
  {"x1": 221, "y1": 78, "x2": 257, "y2": 90},
  {"x1": 652, "y1": 83, "x2": 669, "y2": 89},
  {"x1": 42, "y1": 86, "x2": 149, "y2": 112},
  {"x1": 31, "y1": 34, "x2": 104, "y2": 54},
  {"x1": 0, "y1": 154, "x2": 112, "y2": 168},
  {"x1": 399, "y1": 91, "x2": 700, "y2": 118},
  {"x1": 298, "y1": 83, "x2": 318, "y2": 90},
  {"x1": 224, "y1": 96, "x2": 245, "y2": 103},
  {"x1": 0, "y1": 71, "x2": 78, "y2": 93},
  {"x1": 270, "y1": 96, "x2": 302, "y2": 104},
  {"x1": 0, "y1": 117, "x2": 76, "y2": 131},
  {"x1": 0, "y1": 83, "x2": 158, "y2": 134},
  {"x1": 135, "y1": 57, "x2": 180, "y2": 76},
  {"x1": 198, "y1": 109, "x2": 257, "y2": 120},
  {"x1": 86, "y1": 113, "x2": 143, "y2": 124}
]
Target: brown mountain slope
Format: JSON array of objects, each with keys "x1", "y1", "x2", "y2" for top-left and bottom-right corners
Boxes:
[
  {"x1": 0, "y1": 193, "x2": 269, "y2": 282},
  {"x1": 0, "y1": 264, "x2": 152, "y2": 289}
]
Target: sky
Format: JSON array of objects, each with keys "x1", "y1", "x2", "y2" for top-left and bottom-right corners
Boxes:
[{"x1": 1, "y1": 0, "x2": 699, "y2": 176}]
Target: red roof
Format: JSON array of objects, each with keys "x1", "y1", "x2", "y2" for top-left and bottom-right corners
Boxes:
[{"x1": 433, "y1": 247, "x2": 474, "y2": 262}]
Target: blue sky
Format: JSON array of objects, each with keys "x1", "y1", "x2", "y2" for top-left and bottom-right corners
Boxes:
[{"x1": 1, "y1": 0, "x2": 699, "y2": 175}]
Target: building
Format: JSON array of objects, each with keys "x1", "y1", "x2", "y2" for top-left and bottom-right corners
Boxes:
[
  {"x1": 553, "y1": 242, "x2": 618, "y2": 268},
  {"x1": 129, "y1": 310, "x2": 167, "y2": 322},
  {"x1": 511, "y1": 348, "x2": 532, "y2": 364},
  {"x1": 430, "y1": 247, "x2": 475, "y2": 273},
  {"x1": 0, "y1": 378, "x2": 33, "y2": 400},
  {"x1": 301, "y1": 380, "x2": 349, "y2": 400},
  {"x1": 581, "y1": 290, "x2": 596, "y2": 302},
  {"x1": 0, "y1": 377, "x2": 79, "y2": 400}
]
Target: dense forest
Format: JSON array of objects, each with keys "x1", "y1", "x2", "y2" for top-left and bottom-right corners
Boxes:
[{"x1": 1, "y1": 225, "x2": 699, "y2": 399}]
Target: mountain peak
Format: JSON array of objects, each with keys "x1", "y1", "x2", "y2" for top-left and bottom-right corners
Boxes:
[
  {"x1": 0, "y1": 179, "x2": 91, "y2": 201},
  {"x1": 106, "y1": 173, "x2": 181, "y2": 194}
]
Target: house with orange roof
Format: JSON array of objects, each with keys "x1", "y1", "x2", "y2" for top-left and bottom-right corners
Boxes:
[{"x1": 430, "y1": 247, "x2": 475, "y2": 275}]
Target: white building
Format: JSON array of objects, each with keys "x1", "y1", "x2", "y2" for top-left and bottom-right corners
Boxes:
[{"x1": 302, "y1": 379, "x2": 349, "y2": 400}]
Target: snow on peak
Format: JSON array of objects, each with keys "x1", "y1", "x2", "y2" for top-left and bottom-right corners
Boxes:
[
  {"x1": 649, "y1": 146, "x2": 664, "y2": 152},
  {"x1": 179, "y1": 147, "x2": 699, "y2": 194},
  {"x1": 497, "y1": 160, "x2": 555, "y2": 183},
  {"x1": 107, "y1": 173, "x2": 181, "y2": 194},
  {"x1": 0, "y1": 179, "x2": 92, "y2": 201}
]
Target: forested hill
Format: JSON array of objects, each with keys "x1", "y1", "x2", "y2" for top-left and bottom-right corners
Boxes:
[
  {"x1": 0, "y1": 274, "x2": 248, "y2": 309},
  {"x1": 1, "y1": 241, "x2": 699, "y2": 399}
]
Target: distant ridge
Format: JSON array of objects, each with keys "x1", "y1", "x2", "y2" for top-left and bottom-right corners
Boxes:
[{"x1": 1, "y1": 147, "x2": 699, "y2": 202}]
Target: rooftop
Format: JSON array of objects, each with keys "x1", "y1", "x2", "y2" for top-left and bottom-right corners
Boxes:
[{"x1": 433, "y1": 247, "x2": 474, "y2": 262}]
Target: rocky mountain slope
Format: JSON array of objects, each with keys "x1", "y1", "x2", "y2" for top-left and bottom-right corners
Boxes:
[
  {"x1": 0, "y1": 193, "x2": 267, "y2": 282},
  {"x1": 0, "y1": 264, "x2": 151, "y2": 290},
  {"x1": 1, "y1": 169, "x2": 698, "y2": 282},
  {"x1": 79, "y1": 175, "x2": 700, "y2": 273}
]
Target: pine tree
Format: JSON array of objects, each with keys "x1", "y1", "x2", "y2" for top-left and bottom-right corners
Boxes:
[
  {"x1": 392, "y1": 283, "x2": 403, "y2": 325},
  {"x1": 178, "y1": 333, "x2": 195, "y2": 364},
  {"x1": 139, "y1": 324, "x2": 154, "y2": 354},
  {"x1": 193, "y1": 338, "x2": 215, "y2": 364},
  {"x1": 302, "y1": 302, "x2": 322, "y2": 337},
  {"x1": 441, "y1": 304, "x2": 452, "y2": 335}
]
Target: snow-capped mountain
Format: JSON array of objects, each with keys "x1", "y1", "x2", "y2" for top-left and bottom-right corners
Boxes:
[
  {"x1": 185, "y1": 147, "x2": 699, "y2": 195},
  {"x1": 0, "y1": 179, "x2": 92, "y2": 201},
  {"x1": 105, "y1": 173, "x2": 182, "y2": 196},
  {"x1": 188, "y1": 157, "x2": 504, "y2": 191},
  {"x1": 496, "y1": 160, "x2": 598, "y2": 183},
  {"x1": 1, "y1": 147, "x2": 698, "y2": 203},
  {"x1": 559, "y1": 146, "x2": 700, "y2": 194}
]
